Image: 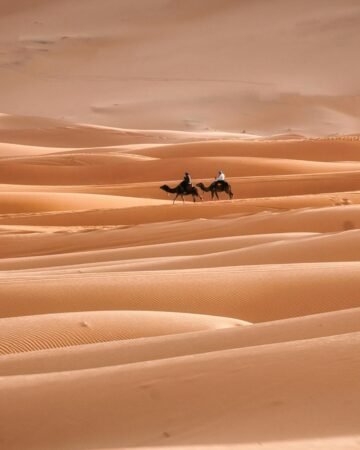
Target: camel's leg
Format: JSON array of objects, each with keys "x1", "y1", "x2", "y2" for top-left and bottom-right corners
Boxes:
[
  {"x1": 215, "y1": 191, "x2": 219, "y2": 200},
  {"x1": 181, "y1": 195, "x2": 185, "y2": 203},
  {"x1": 173, "y1": 193, "x2": 179, "y2": 204}
]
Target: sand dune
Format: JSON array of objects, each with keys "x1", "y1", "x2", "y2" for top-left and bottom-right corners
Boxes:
[
  {"x1": 131, "y1": 139, "x2": 360, "y2": 162},
  {"x1": 0, "y1": 114, "x2": 260, "y2": 147},
  {"x1": 0, "y1": 129, "x2": 359, "y2": 445},
  {"x1": 2, "y1": 139, "x2": 360, "y2": 187},
  {"x1": 0, "y1": 232, "x2": 315, "y2": 269},
  {"x1": 1, "y1": 1, "x2": 360, "y2": 448},
  {"x1": 0, "y1": 142, "x2": 67, "y2": 157},
  {"x1": 1, "y1": 262, "x2": 360, "y2": 322},
  {"x1": 0, "y1": 191, "x2": 168, "y2": 214},
  {"x1": 0, "y1": 310, "x2": 248, "y2": 355},
  {"x1": 0, "y1": 307, "x2": 358, "y2": 376},
  {"x1": 1, "y1": 332, "x2": 359, "y2": 449},
  {"x1": 2, "y1": 229, "x2": 360, "y2": 274},
  {"x1": 1, "y1": 195, "x2": 360, "y2": 228},
  {"x1": 70, "y1": 229, "x2": 360, "y2": 271},
  {"x1": 103, "y1": 438, "x2": 360, "y2": 449}
]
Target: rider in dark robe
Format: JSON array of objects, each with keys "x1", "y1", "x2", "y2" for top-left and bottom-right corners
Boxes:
[{"x1": 179, "y1": 172, "x2": 192, "y2": 193}]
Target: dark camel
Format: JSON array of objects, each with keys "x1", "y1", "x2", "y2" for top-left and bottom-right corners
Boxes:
[
  {"x1": 196, "y1": 181, "x2": 234, "y2": 200},
  {"x1": 160, "y1": 184, "x2": 202, "y2": 204}
]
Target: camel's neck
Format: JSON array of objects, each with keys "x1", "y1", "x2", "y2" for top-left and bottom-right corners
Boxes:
[{"x1": 165, "y1": 186, "x2": 177, "y2": 193}]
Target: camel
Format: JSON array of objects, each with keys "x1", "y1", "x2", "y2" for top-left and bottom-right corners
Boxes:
[
  {"x1": 196, "y1": 181, "x2": 234, "y2": 200},
  {"x1": 160, "y1": 184, "x2": 202, "y2": 204}
]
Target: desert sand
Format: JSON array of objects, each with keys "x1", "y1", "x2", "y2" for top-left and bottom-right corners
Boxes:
[{"x1": 1, "y1": 1, "x2": 360, "y2": 450}]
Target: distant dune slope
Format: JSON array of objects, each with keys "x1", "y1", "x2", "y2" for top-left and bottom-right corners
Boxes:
[{"x1": 1, "y1": 1, "x2": 360, "y2": 135}]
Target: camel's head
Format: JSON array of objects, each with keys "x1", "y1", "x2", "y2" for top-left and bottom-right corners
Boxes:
[
  {"x1": 196, "y1": 182, "x2": 205, "y2": 191},
  {"x1": 160, "y1": 185, "x2": 170, "y2": 196}
]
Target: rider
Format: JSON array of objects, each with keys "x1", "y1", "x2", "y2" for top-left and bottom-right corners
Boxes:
[
  {"x1": 215, "y1": 170, "x2": 225, "y2": 182},
  {"x1": 211, "y1": 170, "x2": 226, "y2": 188},
  {"x1": 180, "y1": 172, "x2": 192, "y2": 192}
]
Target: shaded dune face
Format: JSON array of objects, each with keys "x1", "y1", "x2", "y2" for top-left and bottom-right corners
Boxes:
[{"x1": 1, "y1": 1, "x2": 360, "y2": 449}]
